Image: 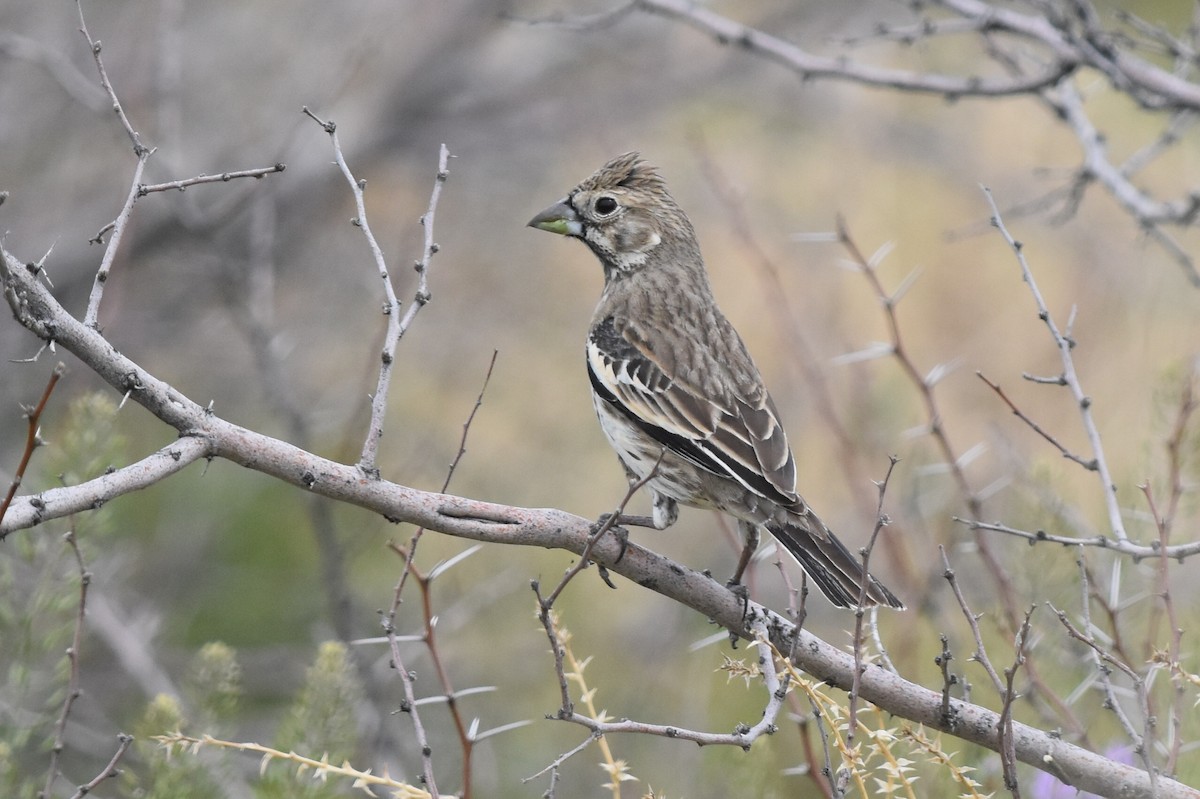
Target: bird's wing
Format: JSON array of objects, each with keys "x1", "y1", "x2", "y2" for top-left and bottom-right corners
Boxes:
[{"x1": 587, "y1": 316, "x2": 797, "y2": 506}]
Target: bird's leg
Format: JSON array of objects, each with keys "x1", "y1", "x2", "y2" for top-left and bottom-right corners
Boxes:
[
  {"x1": 595, "y1": 491, "x2": 677, "y2": 531},
  {"x1": 728, "y1": 521, "x2": 761, "y2": 588}
]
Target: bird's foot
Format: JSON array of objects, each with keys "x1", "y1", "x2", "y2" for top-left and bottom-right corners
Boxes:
[
  {"x1": 589, "y1": 515, "x2": 631, "y2": 564},
  {"x1": 724, "y1": 578, "x2": 751, "y2": 623}
]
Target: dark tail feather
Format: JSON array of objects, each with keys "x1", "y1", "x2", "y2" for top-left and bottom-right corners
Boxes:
[{"x1": 767, "y1": 517, "x2": 905, "y2": 610}]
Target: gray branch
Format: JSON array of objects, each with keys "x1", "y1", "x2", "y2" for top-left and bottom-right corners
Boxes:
[{"x1": 1, "y1": 235, "x2": 1193, "y2": 799}]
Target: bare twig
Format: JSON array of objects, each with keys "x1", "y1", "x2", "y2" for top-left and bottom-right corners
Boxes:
[
  {"x1": 75, "y1": 0, "x2": 153, "y2": 328},
  {"x1": 381, "y1": 351, "x2": 497, "y2": 798},
  {"x1": 848, "y1": 455, "x2": 899, "y2": 740},
  {"x1": 977, "y1": 371, "x2": 1097, "y2": 471},
  {"x1": 982, "y1": 186, "x2": 1129, "y2": 543},
  {"x1": 1053, "y1": 551, "x2": 1158, "y2": 787},
  {"x1": 41, "y1": 529, "x2": 91, "y2": 799},
  {"x1": 1047, "y1": 83, "x2": 1200, "y2": 285},
  {"x1": 998, "y1": 606, "x2": 1036, "y2": 798},
  {"x1": 388, "y1": 349, "x2": 499, "y2": 624},
  {"x1": 387, "y1": 635, "x2": 440, "y2": 797},
  {"x1": 302, "y1": 108, "x2": 433, "y2": 476},
  {"x1": 75, "y1": 0, "x2": 147, "y2": 156},
  {"x1": 136, "y1": 164, "x2": 286, "y2": 196},
  {"x1": 66, "y1": 733, "x2": 132, "y2": 799},
  {"x1": 953, "y1": 518, "x2": 1200, "y2": 560},
  {"x1": 1141, "y1": 483, "x2": 1185, "y2": 775},
  {"x1": 0, "y1": 362, "x2": 64, "y2": 526},
  {"x1": 936, "y1": 634, "x2": 958, "y2": 727},
  {"x1": 940, "y1": 547, "x2": 1006, "y2": 697},
  {"x1": 535, "y1": 608, "x2": 786, "y2": 751},
  {"x1": 633, "y1": 0, "x2": 1200, "y2": 285},
  {"x1": 837, "y1": 219, "x2": 1026, "y2": 647}
]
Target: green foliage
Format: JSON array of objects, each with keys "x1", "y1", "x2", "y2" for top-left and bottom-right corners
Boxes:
[
  {"x1": 184, "y1": 642, "x2": 242, "y2": 728},
  {"x1": 127, "y1": 695, "x2": 222, "y2": 799},
  {"x1": 0, "y1": 391, "x2": 128, "y2": 799},
  {"x1": 259, "y1": 641, "x2": 366, "y2": 799}
]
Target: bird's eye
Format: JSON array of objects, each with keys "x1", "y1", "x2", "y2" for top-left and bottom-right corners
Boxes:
[{"x1": 594, "y1": 196, "x2": 618, "y2": 216}]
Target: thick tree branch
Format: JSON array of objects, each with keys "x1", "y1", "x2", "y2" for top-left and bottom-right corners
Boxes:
[
  {"x1": 636, "y1": 0, "x2": 1074, "y2": 98},
  {"x1": 1, "y1": 233, "x2": 1194, "y2": 799}
]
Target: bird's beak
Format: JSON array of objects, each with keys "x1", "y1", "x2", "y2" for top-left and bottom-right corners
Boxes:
[{"x1": 527, "y1": 199, "x2": 583, "y2": 237}]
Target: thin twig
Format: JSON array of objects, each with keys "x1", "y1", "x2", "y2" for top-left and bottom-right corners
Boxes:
[
  {"x1": 998, "y1": 606, "x2": 1036, "y2": 798},
  {"x1": 1141, "y1": 482, "x2": 1185, "y2": 775},
  {"x1": 1054, "y1": 550, "x2": 1158, "y2": 787},
  {"x1": 0, "y1": 362, "x2": 64, "y2": 526},
  {"x1": 374, "y1": 141, "x2": 451, "y2": 472},
  {"x1": 66, "y1": 733, "x2": 132, "y2": 799},
  {"x1": 954, "y1": 517, "x2": 1200, "y2": 560},
  {"x1": 387, "y1": 634, "x2": 440, "y2": 797},
  {"x1": 76, "y1": 0, "x2": 153, "y2": 328},
  {"x1": 982, "y1": 186, "x2": 1129, "y2": 542},
  {"x1": 380, "y1": 351, "x2": 496, "y2": 798},
  {"x1": 939, "y1": 547, "x2": 1006, "y2": 697},
  {"x1": 848, "y1": 455, "x2": 899, "y2": 739},
  {"x1": 76, "y1": 0, "x2": 147, "y2": 156},
  {"x1": 136, "y1": 164, "x2": 286, "y2": 196},
  {"x1": 387, "y1": 350, "x2": 499, "y2": 627},
  {"x1": 542, "y1": 450, "x2": 665, "y2": 608},
  {"x1": 977, "y1": 371, "x2": 1097, "y2": 470},
  {"x1": 838, "y1": 220, "x2": 1027, "y2": 649},
  {"x1": 936, "y1": 634, "x2": 958, "y2": 727},
  {"x1": 41, "y1": 528, "x2": 92, "y2": 799}
]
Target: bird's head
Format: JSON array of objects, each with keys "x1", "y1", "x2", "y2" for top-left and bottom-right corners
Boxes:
[{"x1": 528, "y1": 152, "x2": 697, "y2": 277}]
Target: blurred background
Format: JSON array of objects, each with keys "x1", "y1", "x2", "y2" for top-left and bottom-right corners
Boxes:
[{"x1": 2, "y1": 1, "x2": 1199, "y2": 797}]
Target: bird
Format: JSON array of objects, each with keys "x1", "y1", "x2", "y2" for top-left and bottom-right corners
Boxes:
[{"x1": 527, "y1": 152, "x2": 904, "y2": 609}]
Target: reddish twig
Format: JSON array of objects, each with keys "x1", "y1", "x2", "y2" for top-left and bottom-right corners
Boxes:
[
  {"x1": 0, "y1": 362, "x2": 65, "y2": 526},
  {"x1": 977, "y1": 371, "x2": 1097, "y2": 471},
  {"x1": 381, "y1": 351, "x2": 497, "y2": 798}
]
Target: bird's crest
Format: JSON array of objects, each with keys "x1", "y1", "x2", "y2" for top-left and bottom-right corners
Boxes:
[{"x1": 576, "y1": 152, "x2": 667, "y2": 196}]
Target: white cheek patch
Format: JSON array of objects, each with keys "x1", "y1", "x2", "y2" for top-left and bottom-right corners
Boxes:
[{"x1": 621, "y1": 229, "x2": 660, "y2": 253}]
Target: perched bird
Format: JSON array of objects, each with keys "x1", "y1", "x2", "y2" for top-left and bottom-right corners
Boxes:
[{"x1": 527, "y1": 153, "x2": 903, "y2": 609}]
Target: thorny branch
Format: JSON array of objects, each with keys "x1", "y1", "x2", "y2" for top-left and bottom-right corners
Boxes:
[
  {"x1": 982, "y1": 187, "x2": 1128, "y2": 543},
  {"x1": 41, "y1": 529, "x2": 91, "y2": 799},
  {"x1": 848, "y1": 455, "x2": 899, "y2": 741},
  {"x1": 383, "y1": 350, "x2": 499, "y2": 799},
  {"x1": 1055, "y1": 553, "x2": 1158, "y2": 788},
  {"x1": 2, "y1": 242, "x2": 1196, "y2": 795},
  {"x1": 0, "y1": 362, "x2": 64, "y2": 526}
]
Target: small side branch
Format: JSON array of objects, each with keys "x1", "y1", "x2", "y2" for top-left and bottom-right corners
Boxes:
[
  {"x1": 42, "y1": 529, "x2": 92, "y2": 799},
  {"x1": 137, "y1": 164, "x2": 286, "y2": 196},
  {"x1": 982, "y1": 187, "x2": 1128, "y2": 543},
  {"x1": 66, "y1": 733, "x2": 132, "y2": 799},
  {"x1": 76, "y1": 0, "x2": 153, "y2": 329},
  {"x1": 0, "y1": 362, "x2": 64, "y2": 526}
]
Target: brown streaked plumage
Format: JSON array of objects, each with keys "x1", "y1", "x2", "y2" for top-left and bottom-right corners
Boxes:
[{"x1": 528, "y1": 152, "x2": 904, "y2": 609}]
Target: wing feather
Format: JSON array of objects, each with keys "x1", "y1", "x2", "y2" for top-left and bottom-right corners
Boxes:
[{"x1": 588, "y1": 316, "x2": 797, "y2": 506}]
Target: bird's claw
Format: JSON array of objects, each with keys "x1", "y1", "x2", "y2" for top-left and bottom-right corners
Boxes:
[{"x1": 589, "y1": 515, "x2": 631, "y2": 564}]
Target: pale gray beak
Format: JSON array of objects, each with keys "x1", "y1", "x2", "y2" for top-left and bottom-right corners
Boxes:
[{"x1": 527, "y1": 199, "x2": 583, "y2": 237}]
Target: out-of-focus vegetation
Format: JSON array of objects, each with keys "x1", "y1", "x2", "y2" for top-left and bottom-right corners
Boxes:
[{"x1": 2, "y1": 1, "x2": 1199, "y2": 796}]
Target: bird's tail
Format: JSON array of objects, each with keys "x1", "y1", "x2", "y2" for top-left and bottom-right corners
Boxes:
[{"x1": 766, "y1": 514, "x2": 905, "y2": 610}]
